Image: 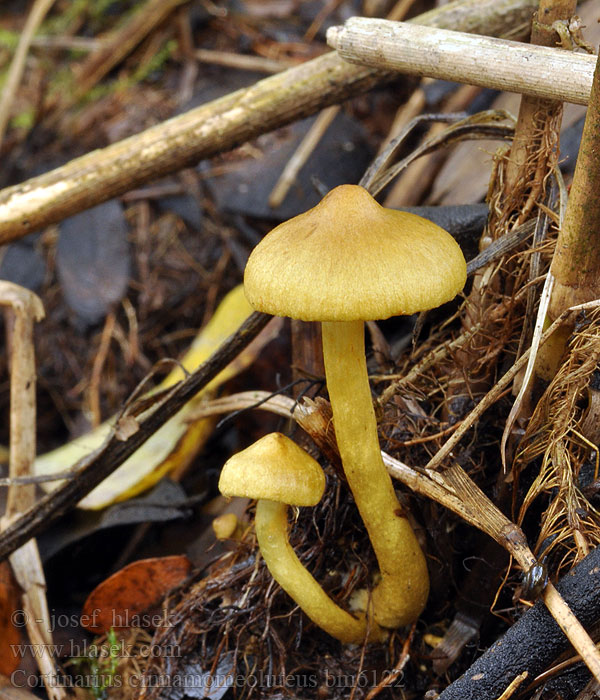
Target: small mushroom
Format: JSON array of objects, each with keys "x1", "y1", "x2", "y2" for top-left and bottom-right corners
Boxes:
[
  {"x1": 218, "y1": 432, "x2": 385, "y2": 643},
  {"x1": 244, "y1": 185, "x2": 467, "y2": 628},
  {"x1": 212, "y1": 513, "x2": 242, "y2": 541}
]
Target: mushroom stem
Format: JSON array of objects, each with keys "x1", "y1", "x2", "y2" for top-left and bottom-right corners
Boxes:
[
  {"x1": 321, "y1": 320, "x2": 429, "y2": 628},
  {"x1": 255, "y1": 499, "x2": 385, "y2": 643}
]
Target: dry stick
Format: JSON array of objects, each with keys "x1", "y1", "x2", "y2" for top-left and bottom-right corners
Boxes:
[
  {"x1": 0, "y1": 311, "x2": 271, "y2": 562},
  {"x1": 0, "y1": 0, "x2": 540, "y2": 243},
  {"x1": 362, "y1": 113, "x2": 515, "y2": 197},
  {"x1": 0, "y1": 283, "x2": 67, "y2": 700},
  {"x1": 269, "y1": 0, "x2": 419, "y2": 210},
  {"x1": 326, "y1": 19, "x2": 595, "y2": 105},
  {"x1": 194, "y1": 49, "x2": 293, "y2": 74},
  {"x1": 87, "y1": 311, "x2": 116, "y2": 427},
  {"x1": 536, "y1": 46, "x2": 600, "y2": 380},
  {"x1": 0, "y1": 285, "x2": 45, "y2": 516},
  {"x1": 383, "y1": 84, "x2": 482, "y2": 208},
  {"x1": 0, "y1": 0, "x2": 57, "y2": 146},
  {"x1": 268, "y1": 105, "x2": 340, "y2": 208}
]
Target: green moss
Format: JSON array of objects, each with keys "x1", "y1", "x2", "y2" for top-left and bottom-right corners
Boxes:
[
  {"x1": 10, "y1": 108, "x2": 36, "y2": 130},
  {"x1": 67, "y1": 628, "x2": 122, "y2": 700},
  {"x1": 0, "y1": 28, "x2": 19, "y2": 51}
]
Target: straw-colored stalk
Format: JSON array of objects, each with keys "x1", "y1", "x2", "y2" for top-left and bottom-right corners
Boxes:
[{"x1": 536, "y1": 49, "x2": 600, "y2": 381}]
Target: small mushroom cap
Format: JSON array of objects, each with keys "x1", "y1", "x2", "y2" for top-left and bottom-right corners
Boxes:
[
  {"x1": 244, "y1": 184, "x2": 467, "y2": 321},
  {"x1": 219, "y1": 432, "x2": 326, "y2": 506}
]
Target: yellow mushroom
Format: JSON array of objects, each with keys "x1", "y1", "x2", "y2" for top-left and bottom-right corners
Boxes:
[
  {"x1": 212, "y1": 513, "x2": 242, "y2": 541},
  {"x1": 218, "y1": 432, "x2": 386, "y2": 643},
  {"x1": 244, "y1": 185, "x2": 466, "y2": 628}
]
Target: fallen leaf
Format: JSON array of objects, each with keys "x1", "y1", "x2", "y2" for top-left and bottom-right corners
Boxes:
[
  {"x1": 81, "y1": 555, "x2": 192, "y2": 634},
  {"x1": 38, "y1": 479, "x2": 194, "y2": 561},
  {"x1": 34, "y1": 284, "x2": 274, "y2": 509},
  {"x1": 57, "y1": 199, "x2": 131, "y2": 327}
]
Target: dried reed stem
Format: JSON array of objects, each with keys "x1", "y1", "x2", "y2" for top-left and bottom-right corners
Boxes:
[
  {"x1": 0, "y1": 0, "x2": 538, "y2": 243},
  {"x1": 327, "y1": 19, "x2": 594, "y2": 105},
  {"x1": 536, "y1": 49, "x2": 600, "y2": 379}
]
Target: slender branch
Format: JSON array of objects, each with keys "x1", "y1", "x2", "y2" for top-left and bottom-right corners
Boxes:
[
  {"x1": 0, "y1": 0, "x2": 538, "y2": 243},
  {"x1": 535, "y1": 49, "x2": 600, "y2": 379},
  {"x1": 327, "y1": 19, "x2": 594, "y2": 105},
  {"x1": 0, "y1": 0, "x2": 57, "y2": 147}
]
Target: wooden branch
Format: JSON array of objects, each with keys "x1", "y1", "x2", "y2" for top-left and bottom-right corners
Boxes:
[
  {"x1": 327, "y1": 19, "x2": 595, "y2": 105},
  {"x1": 536, "y1": 49, "x2": 600, "y2": 379},
  {"x1": 0, "y1": 0, "x2": 539, "y2": 243},
  {"x1": 0, "y1": 284, "x2": 45, "y2": 517}
]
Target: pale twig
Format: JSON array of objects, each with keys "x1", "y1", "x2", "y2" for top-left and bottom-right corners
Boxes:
[
  {"x1": 194, "y1": 49, "x2": 293, "y2": 74},
  {"x1": 268, "y1": 105, "x2": 339, "y2": 208},
  {"x1": 500, "y1": 272, "x2": 554, "y2": 471},
  {"x1": 327, "y1": 19, "x2": 595, "y2": 106},
  {"x1": 0, "y1": 284, "x2": 45, "y2": 516},
  {"x1": 0, "y1": 0, "x2": 539, "y2": 243},
  {"x1": 0, "y1": 0, "x2": 57, "y2": 146},
  {"x1": 0, "y1": 283, "x2": 67, "y2": 700},
  {"x1": 383, "y1": 84, "x2": 482, "y2": 208},
  {"x1": 496, "y1": 672, "x2": 530, "y2": 700}
]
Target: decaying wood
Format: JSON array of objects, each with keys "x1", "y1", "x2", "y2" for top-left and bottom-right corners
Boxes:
[
  {"x1": 437, "y1": 545, "x2": 600, "y2": 700},
  {"x1": 0, "y1": 0, "x2": 538, "y2": 243},
  {"x1": 327, "y1": 19, "x2": 595, "y2": 105}
]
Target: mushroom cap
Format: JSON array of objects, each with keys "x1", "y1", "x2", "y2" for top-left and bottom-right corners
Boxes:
[
  {"x1": 219, "y1": 432, "x2": 326, "y2": 506},
  {"x1": 244, "y1": 184, "x2": 467, "y2": 321}
]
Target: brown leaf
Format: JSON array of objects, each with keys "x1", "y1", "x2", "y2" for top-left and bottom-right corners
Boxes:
[{"x1": 81, "y1": 555, "x2": 192, "y2": 634}]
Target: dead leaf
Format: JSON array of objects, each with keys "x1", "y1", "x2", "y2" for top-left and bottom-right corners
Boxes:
[
  {"x1": 34, "y1": 284, "x2": 269, "y2": 508},
  {"x1": 81, "y1": 555, "x2": 192, "y2": 634}
]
